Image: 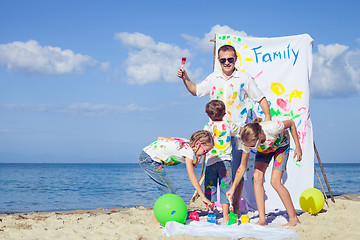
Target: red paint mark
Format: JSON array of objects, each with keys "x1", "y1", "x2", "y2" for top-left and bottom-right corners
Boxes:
[{"x1": 277, "y1": 98, "x2": 290, "y2": 111}]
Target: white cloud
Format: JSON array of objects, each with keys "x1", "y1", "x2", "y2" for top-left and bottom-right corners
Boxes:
[
  {"x1": 181, "y1": 25, "x2": 250, "y2": 53},
  {"x1": 66, "y1": 103, "x2": 115, "y2": 116},
  {"x1": 100, "y1": 62, "x2": 111, "y2": 72},
  {"x1": 0, "y1": 40, "x2": 97, "y2": 74},
  {"x1": 65, "y1": 102, "x2": 156, "y2": 116},
  {"x1": 1, "y1": 103, "x2": 155, "y2": 117},
  {"x1": 1, "y1": 104, "x2": 53, "y2": 112},
  {"x1": 114, "y1": 32, "x2": 191, "y2": 85},
  {"x1": 0, "y1": 129, "x2": 10, "y2": 135},
  {"x1": 311, "y1": 44, "x2": 360, "y2": 97},
  {"x1": 65, "y1": 102, "x2": 152, "y2": 116},
  {"x1": 115, "y1": 26, "x2": 360, "y2": 97}
]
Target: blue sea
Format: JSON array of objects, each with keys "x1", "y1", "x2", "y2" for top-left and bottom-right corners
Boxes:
[{"x1": 1, "y1": 163, "x2": 359, "y2": 214}]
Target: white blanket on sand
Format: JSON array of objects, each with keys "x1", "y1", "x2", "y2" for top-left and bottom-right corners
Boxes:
[
  {"x1": 163, "y1": 211, "x2": 299, "y2": 240},
  {"x1": 163, "y1": 220, "x2": 298, "y2": 240}
]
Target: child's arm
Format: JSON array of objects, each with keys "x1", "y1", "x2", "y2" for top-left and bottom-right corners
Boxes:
[
  {"x1": 185, "y1": 157, "x2": 213, "y2": 208},
  {"x1": 259, "y1": 97, "x2": 272, "y2": 121},
  {"x1": 230, "y1": 122, "x2": 242, "y2": 136},
  {"x1": 282, "y1": 120, "x2": 303, "y2": 162},
  {"x1": 226, "y1": 151, "x2": 250, "y2": 200}
]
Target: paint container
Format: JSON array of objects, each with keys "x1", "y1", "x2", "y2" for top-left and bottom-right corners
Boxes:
[
  {"x1": 207, "y1": 211, "x2": 216, "y2": 223},
  {"x1": 189, "y1": 211, "x2": 199, "y2": 221},
  {"x1": 228, "y1": 211, "x2": 237, "y2": 225},
  {"x1": 240, "y1": 214, "x2": 249, "y2": 224}
]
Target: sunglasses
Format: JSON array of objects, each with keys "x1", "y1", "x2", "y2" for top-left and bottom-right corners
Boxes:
[
  {"x1": 200, "y1": 143, "x2": 209, "y2": 155},
  {"x1": 246, "y1": 139, "x2": 260, "y2": 149},
  {"x1": 219, "y1": 58, "x2": 235, "y2": 64}
]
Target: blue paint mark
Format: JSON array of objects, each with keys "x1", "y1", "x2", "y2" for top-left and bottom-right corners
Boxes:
[
  {"x1": 240, "y1": 108, "x2": 247, "y2": 115},
  {"x1": 171, "y1": 210, "x2": 176, "y2": 215}
]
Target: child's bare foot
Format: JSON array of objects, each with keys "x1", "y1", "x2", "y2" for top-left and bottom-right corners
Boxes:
[
  {"x1": 150, "y1": 215, "x2": 160, "y2": 226},
  {"x1": 255, "y1": 219, "x2": 267, "y2": 226},
  {"x1": 282, "y1": 218, "x2": 300, "y2": 227}
]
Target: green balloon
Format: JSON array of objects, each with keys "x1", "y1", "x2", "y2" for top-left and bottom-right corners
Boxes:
[
  {"x1": 299, "y1": 188, "x2": 325, "y2": 214},
  {"x1": 154, "y1": 194, "x2": 188, "y2": 226}
]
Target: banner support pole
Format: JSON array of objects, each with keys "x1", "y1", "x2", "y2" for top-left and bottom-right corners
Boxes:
[
  {"x1": 210, "y1": 34, "x2": 216, "y2": 71},
  {"x1": 314, "y1": 141, "x2": 335, "y2": 203}
]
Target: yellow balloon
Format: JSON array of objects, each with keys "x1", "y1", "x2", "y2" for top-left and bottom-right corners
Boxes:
[{"x1": 299, "y1": 188, "x2": 325, "y2": 214}]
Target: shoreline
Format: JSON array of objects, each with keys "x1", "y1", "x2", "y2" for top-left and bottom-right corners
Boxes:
[
  {"x1": 1, "y1": 193, "x2": 359, "y2": 216},
  {"x1": 334, "y1": 193, "x2": 360, "y2": 201},
  {"x1": 1, "y1": 194, "x2": 360, "y2": 240}
]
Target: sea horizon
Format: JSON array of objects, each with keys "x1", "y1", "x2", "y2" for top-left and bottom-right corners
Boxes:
[{"x1": 1, "y1": 162, "x2": 359, "y2": 214}]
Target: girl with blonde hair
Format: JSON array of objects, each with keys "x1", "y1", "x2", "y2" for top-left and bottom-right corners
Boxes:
[{"x1": 227, "y1": 118, "x2": 302, "y2": 226}]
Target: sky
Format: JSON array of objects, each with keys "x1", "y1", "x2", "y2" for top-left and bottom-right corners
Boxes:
[{"x1": 0, "y1": 0, "x2": 359, "y2": 163}]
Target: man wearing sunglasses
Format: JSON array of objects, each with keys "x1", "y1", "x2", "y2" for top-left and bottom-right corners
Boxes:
[{"x1": 177, "y1": 44, "x2": 271, "y2": 214}]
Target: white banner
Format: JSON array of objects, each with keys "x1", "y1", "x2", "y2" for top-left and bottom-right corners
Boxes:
[{"x1": 215, "y1": 33, "x2": 314, "y2": 210}]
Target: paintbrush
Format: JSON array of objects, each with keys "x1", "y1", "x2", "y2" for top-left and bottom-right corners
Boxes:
[{"x1": 181, "y1": 57, "x2": 186, "y2": 67}]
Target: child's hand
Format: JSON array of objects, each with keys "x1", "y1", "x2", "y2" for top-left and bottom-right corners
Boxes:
[
  {"x1": 201, "y1": 196, "x2": 213, "y2": 209},
  {"x1": 207, "y1": 202, "x2": 214, "y2": 210},
  {"x1": 294, "y1": 147, "x2": 302, "y2": 162},
  {"x1": 226, "y1": 188, "x2": 234, "y2": 202}
]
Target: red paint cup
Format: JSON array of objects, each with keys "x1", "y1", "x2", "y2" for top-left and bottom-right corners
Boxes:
[{"x1": 189, "y1": 211, "x2": 199, "y2": 221}]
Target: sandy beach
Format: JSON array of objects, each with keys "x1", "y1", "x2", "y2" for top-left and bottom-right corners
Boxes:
[{"x1": 1, "y1": 194, "x2": 359, "y2": 240}]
